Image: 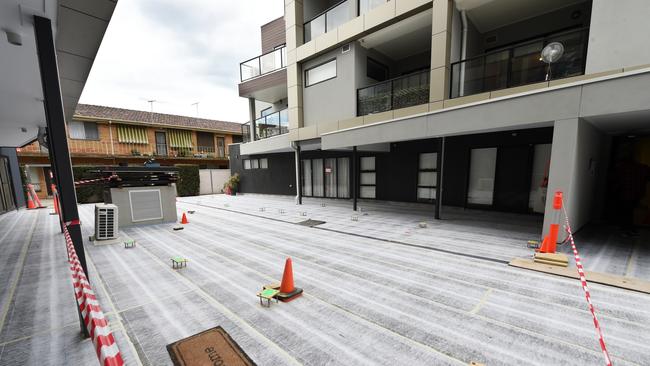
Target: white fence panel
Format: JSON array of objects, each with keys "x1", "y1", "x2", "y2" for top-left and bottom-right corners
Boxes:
[{"x1": 199, "y1": 169, "x2": 231, "y2": 195}]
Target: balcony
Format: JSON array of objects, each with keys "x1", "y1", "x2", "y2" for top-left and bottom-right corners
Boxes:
[
  {"x1": 256, "y1": 109, "x2": 289, "y2": 140},
  {"x1": 242, "y1": 123, "x2": 252, "y2": 143},
  {"x1": 238, "y1": 47, "x2": 288, "y2": 103},
  {"x1": 450, "y1": 28, "x2": 589, "y2": 99},
  {"x1": 304, "y1": 0, "x2": 354, "y2": 43},
  {"x1": 18, "y1": 140, "x2": 229, "y2": 160},
  {"x1": 357, "y1": 70, "x2": 430, "y2": 116},
  {"x1": 240, "y1": 46, "x2": 287, "y2": 82}
]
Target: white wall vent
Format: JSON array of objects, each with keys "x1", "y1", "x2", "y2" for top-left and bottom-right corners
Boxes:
[
  {"x1": 95, "y1": 204, "x2": 118, "y2": 240},
  {"x1": 341, "y1": 44, "x2": 351, "y2": 53},
  {"x1": 129, "y1": 190, "x2": 163, "y2": 222}
]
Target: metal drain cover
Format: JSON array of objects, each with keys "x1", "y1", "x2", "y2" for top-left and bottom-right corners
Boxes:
[{"x1": 297, "y1": 219, "x2": 326, "y2": 227}]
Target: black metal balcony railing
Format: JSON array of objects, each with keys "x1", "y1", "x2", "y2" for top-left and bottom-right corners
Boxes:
[
  {"x1": 241, "y1": 109, "x2": 289, "y2": 143},
  {"x1": 240, "y1": 46, "x2": 287, "y2": 82},
  {"x1": 450, "y1": 27, "x2": 589, "y2": 99},
  {"x1": 256, "y1": 109, "x2": 289, "y2": 140},
  {"x1": 242, "y1": 122, "x2": 252, "y2": 143},
  {"x1": 357, "y1": 70, "x2": 430, "y2": 116},
  {"x1": 304, "y1": 0, "x2": 353, "y2": 43}
]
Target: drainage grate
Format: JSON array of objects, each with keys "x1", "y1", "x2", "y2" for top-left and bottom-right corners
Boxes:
[{"x1": 297, "y1": 219, "x2": 326, "y2": 227}]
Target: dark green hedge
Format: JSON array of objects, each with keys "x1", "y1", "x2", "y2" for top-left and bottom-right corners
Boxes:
[
  {"x1": 73, "y1": 166, "x2": 104, "y2": 204},
  {"x1": 175, "y1": 164, "x2": 199, "y2": 197}
]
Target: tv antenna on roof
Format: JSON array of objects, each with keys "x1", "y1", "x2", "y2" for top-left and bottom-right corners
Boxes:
[
  {"x1": 540, "y1": 42, "x2": 564, "y2": 81},
  {"x1": 147, "y1": 99, "x2": 157, "y2": 122},
  {"x1": 191, "y1": 102, "x2": 199, "y2": 117}
]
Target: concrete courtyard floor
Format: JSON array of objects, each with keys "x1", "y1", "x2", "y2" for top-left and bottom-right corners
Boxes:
[{"x1": 1, "y1": 194, "x2": 649, "y2": 365}]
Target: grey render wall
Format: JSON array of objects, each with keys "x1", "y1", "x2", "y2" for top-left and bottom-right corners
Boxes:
[
  {"x1": 302, "y1": 43, "x2": 358, "y2": 126},
  {"x1": 0, "y1": 147, "x2": 24, "y2": 208},
  {"x1": 586, "y1": 0, "x2": 650, "y2": 73}
]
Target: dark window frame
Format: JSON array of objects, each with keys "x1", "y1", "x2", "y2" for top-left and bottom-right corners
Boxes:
[{"x1": 304, "y1": 58, "x2": 337, "y2": 88}]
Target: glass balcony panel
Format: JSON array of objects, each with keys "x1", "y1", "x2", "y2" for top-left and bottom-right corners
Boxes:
[
  {"x1": 240, "y1": 59, "x2": 260, "y2": 81},
  {"x1": 279, "y1": 109, "x2": 289, "y2": 134},
  {"x1": 260, "y1": 48, "x2": 282, "y2": 74},
  {"x1": 357, "y1": 70, "x2": 429, "y2": 116},
  {"x1": 450, "y1": 28, "x2": 588, "y2": 99},
  {"x1": 392, "y1": 71, "x2": 430, "y2": 110},
  {"x1": 360, "y1": 0, "x2": 387, "y2": 15},
  {"x1": 358, "y1": 82, "x2": 391, "y2": 116},
  {"x1": 305, "y1": 14, "x2": 326, "y2": 43},
  {"x1": 546, "y1": 30, "x2": 589, "y2": 79},
  {"x1": 240, "y1": 46, "x2": 286, "y2": 82},
  {"x1": 326, "y1": 0, "x2": 351, "y2": 31},
  {"x1": 483, "y1": 50, "x2": 509, "y2": 92}
]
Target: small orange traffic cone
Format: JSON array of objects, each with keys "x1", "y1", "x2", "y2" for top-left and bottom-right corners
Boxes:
[
  {"x1": 180, "y1": 212, "x2": 189, "y2": 224},
  {"x1": 26, "y1": 189, "x2": 37, "y2": 209},
  {"x1": 276, "y1": 257, "x2": 303, "y2": 302}
]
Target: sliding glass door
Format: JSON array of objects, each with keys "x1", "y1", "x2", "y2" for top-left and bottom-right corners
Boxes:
[{"x1": 301, "y1": 157, "x2": 350, "y2": 199}]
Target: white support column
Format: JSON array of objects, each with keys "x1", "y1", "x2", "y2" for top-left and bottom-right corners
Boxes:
[{"x1": 544, "y1": 118, "x2": 610, "y2": 239}]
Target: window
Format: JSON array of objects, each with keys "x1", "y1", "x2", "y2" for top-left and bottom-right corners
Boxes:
[
  {"x1": 359, "y1": 156, "x2": 376, "y2": 199},
  {"x1": 305, "y1": 59, "x2": 336, "y2": 87},
  {"x1": 243, "y1": 158, "x2": 268, "y2": 170},
  {"x1": 367, "y1": 58, "x2": 389, "y2": 82},
  {"x1": 68, "y1": 121, "x2": 99, "y2": 140},
  {"x1": 417, "y1": 153, "x2": 437, "y2": 202}
]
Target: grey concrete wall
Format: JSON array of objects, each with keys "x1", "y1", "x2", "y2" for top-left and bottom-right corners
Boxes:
[
  {"x1": 0, "y1": 147, "x2": 24, "y2": 208},
  {"x1": 586, "y1": 0, "x2": 650, "y2": 73},
  {"x1": 543, "y1": 118, "x2": 609, "y2": 238},
  {"x1": 302, "y1": 43, "x2": 358, "y2": 126}
]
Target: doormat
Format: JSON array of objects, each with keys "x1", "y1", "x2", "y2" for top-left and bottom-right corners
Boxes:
[
  {"x1": 296, "y1": 219, "x2": 326, "y2": 227},
  {"x1": 167, "y1": 326, "x2": 256, "y2": 366}
]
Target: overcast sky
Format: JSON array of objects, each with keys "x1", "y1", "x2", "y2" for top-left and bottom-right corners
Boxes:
[{"x1": 79, "y1": 0, "x2": 284, "y2": 123}]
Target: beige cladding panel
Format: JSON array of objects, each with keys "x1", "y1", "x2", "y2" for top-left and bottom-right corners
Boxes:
[
  {"x1": 288, "y1": 107, "x2": 302, "y2": 130},
  {"x1": 429, "y1": 66, "x2": 447, "y2": 102},
  {"x1": 338, "y1": 16, "x2": 364, "y2": 41},
  {"x1": 396, "y1": 0, "x2": 432, "y2": 16}
]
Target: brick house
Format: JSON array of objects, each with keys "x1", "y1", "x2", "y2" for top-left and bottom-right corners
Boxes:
[{"x1": 18, "y1": 104, "x2": 243, "y2": 198}]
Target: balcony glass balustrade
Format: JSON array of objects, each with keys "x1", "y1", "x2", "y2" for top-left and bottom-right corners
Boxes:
[
  {"x1": 304, "y1": 0, "x2": 353, "y2": 43},
  {"x1": 240, "y1": 46, "x2": 287, "y2": 82},
  {"x1": 255, "y1": 109, "x2": 289, "y2": 140},
  {"x1": 450, "y1": 27, "x2": 589, "y2": 99}
]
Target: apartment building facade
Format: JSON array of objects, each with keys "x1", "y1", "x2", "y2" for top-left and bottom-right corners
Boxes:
[
  {"x1": 19, "y1": 104, "x2": 243, "y2": 198},
  {"x1": 232, "y1": 0, "x2": 650, "y2": 236}
]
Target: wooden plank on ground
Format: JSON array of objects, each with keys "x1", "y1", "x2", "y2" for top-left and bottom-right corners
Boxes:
[{"x1": 509, "y1": 258, "x2": 650, "y2": 294}]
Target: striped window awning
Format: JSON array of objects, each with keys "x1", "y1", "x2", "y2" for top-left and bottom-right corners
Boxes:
[
  {"x1": 168, "y1": 129, "x2": 193, "y2": 148},
  {"x1": 117, "y1": 125, "x2": 148, "y2": 144}
]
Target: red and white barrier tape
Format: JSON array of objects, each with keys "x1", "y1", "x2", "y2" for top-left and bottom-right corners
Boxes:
[
  {"x1": 63, "y1": 223, "x2": 124, "y2": 366},
  {"x1": 562, "y1": 206, "x2": 612, "y2": 366},
  {"x1": 74, "y1": 175, "x2": 118, "y2": 187}
]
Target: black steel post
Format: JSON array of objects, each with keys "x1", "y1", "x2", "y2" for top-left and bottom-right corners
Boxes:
[
  {"x1": 435, "y1": 137, "x2": 444, "y2": 220},
  {"x1": 34, "y1": 16, "x2": 90, "y2": 338},
  {"x1": 352, "y1": 146, "x2": 358, "y2": 211},
  {"x1": 296, "y1": 144, "x2": 302, "y2": 205}
]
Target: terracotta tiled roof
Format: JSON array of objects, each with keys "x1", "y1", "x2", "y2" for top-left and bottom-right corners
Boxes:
[{"x1": 74, "y1": 104, "x2": 243, "y2": 134}]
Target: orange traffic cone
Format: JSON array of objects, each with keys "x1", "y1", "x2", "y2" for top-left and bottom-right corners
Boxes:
[
  {"x1": 26, "y1": 189, "x2": 37, "y2": 209},
  {"x1": 276, "y1": 257, "x2": 303, "y2": 302},
  {"x1": 180, "y1": 212, "x2": 189, "y2": 224}
]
